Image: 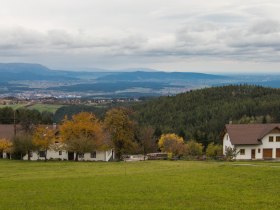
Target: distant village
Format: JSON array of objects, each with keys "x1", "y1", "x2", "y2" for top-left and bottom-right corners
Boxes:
[{"x1": 0, "y1": 97, "x2": 139, "y2": 106}]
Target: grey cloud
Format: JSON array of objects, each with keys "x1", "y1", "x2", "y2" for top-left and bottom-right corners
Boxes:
[
  {"x1": 249, "y1": 20, "x2": 280, "y2": 34},
  {"x1": 1, "y1": 18, "x2": 280, "y2": 65}
]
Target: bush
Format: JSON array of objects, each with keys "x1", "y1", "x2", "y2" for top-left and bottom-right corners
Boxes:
[
  {"x1": 206, "y1": 143, "x2": 223, "y2": 159},
  {"x1": 224, "y1": 146, "x2": 239, "y2": 161},
  {"x1": 184, "y1": 140, "x2": 203, "y2": 158}
]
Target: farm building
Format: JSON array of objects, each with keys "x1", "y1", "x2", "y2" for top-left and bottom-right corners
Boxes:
[{"x1": 222, "y1": 124, "x2": 280, "y2": 160}]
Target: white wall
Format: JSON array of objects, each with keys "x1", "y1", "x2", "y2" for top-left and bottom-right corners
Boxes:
[
  {"x1": 223, "y1": 133, "x2": 233, "y2": 154},
  {"x1": 23, "y1": 150, "x2": 68, "y2": 161},
  {"x1": 78, "y1": 149, "x2": 113, "y2": 161},
  {"x1": 234, "y1": 145, "x2": 260, "y2": 160}
]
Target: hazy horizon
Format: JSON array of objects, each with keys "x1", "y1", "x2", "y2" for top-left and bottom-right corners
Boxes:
[{"x1": 1, "y1": 62, "x2": 280, "y2": 75}]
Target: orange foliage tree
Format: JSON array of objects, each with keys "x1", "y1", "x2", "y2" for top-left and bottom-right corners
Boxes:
[
  {"x1": 60, "y1": 112, "x2": 110, "y2": 161},
  {"x1": 32, "y1": 126, "x2": 56, "y2": 161}
]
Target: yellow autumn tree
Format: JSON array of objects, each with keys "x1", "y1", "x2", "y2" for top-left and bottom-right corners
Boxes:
[
  {"x1": 0, "y1": 138, "x2": 13, "y2": 158},
  {"x1": 32, "y1": 126, "x2": 56, "y2": 161},
  {"x1": 60, "y1": 112, "x2": 110, "y2": 161},
  {"x1": 158, "y1": 133, "x2": 185, "y2": 157}
]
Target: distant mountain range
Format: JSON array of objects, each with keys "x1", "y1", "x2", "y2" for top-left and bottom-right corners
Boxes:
[
  {"x1": 0, "y1": 62, "x2": 279, "y2": 98},
  {"x1": 97, "y1": 71, "x2": 226, "y2": 82},
  {"x1": 0, "y1": 63, "x2": 225, "y2": 82}
]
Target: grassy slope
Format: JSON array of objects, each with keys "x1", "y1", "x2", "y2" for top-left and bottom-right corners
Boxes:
[{"x1": 0, "y1": 160, "x2": 279, "y2": 210}]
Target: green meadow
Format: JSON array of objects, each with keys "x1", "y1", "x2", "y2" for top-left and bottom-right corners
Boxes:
[
  {"x1": 0, "y1": 160, "x2": 279, "y2": 210},
  {"x1": 26, "y1": 104, "x2": 63, "y2": 113},
  {"x1": 0, "y1": 104, "x2": 63, "y2": 113}
]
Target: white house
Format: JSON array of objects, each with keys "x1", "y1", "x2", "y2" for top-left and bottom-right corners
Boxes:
[
  {"x1": 22, "y1": 148, "x2": 114, "y2": 161},
  {"x1": 222, "y1": 124, "x2": 280, "y2": 160}
]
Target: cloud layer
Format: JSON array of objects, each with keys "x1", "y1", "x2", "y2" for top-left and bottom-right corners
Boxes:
[{"x1": 1, "y1": 0, "x2": 280, "y2": 72}]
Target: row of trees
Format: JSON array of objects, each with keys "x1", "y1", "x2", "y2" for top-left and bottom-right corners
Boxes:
[
  {"x1": 1, "y1": 108, "x2": 158, "y2": 161},
  {"x1": 1, "y1": 107, "x2": 224, "y2": 161},
  {"x1": 0, "y1": 107, "x2": 53, "y2": 131}
]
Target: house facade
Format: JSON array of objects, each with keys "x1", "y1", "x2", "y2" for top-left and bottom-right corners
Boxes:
[
  {"x1": 22, "y1": 148, "x2": 114, "y2": 161},
  {"x1": 223, "y1": 124, "x2": 280, "y2": 160}
]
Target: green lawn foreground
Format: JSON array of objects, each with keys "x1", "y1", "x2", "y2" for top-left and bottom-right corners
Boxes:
[{"x1": 0, "y1": 160, "x2": 279, "y2": 210}]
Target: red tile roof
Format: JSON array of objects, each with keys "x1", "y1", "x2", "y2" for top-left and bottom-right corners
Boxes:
[
  {"x1": 225, "y1": 124, "x2": 280, "y2": 145},
  {"x1": 0, "y1": 124, "x2": 18, "y2": 140},
  {"x1": 0, "y1": 124, "x2": 57, "y2": 141}
]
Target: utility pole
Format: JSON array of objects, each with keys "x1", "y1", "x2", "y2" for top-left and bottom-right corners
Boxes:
[{"x1": 13, "y1": 110, "x2": 16, "y2": 136}]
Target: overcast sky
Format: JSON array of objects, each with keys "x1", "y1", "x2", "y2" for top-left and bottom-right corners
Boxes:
[{"x1": 1, "y1": 0, "x2": 280, "y2": 73}]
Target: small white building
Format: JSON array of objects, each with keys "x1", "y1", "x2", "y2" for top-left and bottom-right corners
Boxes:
[{"x1": 222, "y1": 124, "x2": 280, "y2": 160}]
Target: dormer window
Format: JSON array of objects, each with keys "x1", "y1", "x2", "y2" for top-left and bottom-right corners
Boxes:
[
  {"x1": 269, "y1": 136, "x2": 274, "y2": 142},
  {"x1": 276, "y1": 136, "x2": 280, "y2": 142}
]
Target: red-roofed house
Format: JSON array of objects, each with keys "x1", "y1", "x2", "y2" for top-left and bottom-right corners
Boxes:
[{"x1": 222, "y1": 124, "x2": 280, "y2": 160}]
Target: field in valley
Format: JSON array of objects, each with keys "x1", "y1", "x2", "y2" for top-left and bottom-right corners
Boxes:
[{"x1": 0, "y1": 160, "x2": 279, "y2": 210}]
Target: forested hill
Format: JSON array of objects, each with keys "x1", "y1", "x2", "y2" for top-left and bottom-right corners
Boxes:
[{"x1": 133, "y1": 85, "x2": 280, "y2": 145}]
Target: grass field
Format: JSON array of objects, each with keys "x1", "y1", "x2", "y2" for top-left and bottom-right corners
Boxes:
[
  {"x1": 0, "y1": 160, "x2": 279, "y2": 210},
  {"x1": 27, "y1": 104, "x2": 63, "y2": 113},
  {"x1": 0, "y1": 104, "x2": 63, "y2": 113},
  {"x1": 0, "y1": 104, "x2": 26, "y2": 109}
]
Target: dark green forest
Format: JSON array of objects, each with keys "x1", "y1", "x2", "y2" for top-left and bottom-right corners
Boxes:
[
  {"x1": 133, "y1": 85, "x2": 280, "y2": 145},
  {"x1": 0, "y1": 107, "x2": 53, "y2": 132}
]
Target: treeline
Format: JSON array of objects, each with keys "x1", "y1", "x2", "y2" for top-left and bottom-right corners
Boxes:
[
  {"x1": 1, "y1": 109, "x2": 159, "y2": 160},
  {"x1": 133, "y1": 85, "x2": 280, "y2": 146},
  {"x1": 1, "y1": 110, "x2": 222, "y2": 161},
  {"x1": 0, "y1": 107, "x2": 53, "y2": 126}
]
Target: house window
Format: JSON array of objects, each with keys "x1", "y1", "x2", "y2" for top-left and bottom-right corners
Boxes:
[
  {"x1": 91, "y1": 151, "x2": 96, "y2": 158},
  {"x1": 39, "y1": 151, "x2": 46, "y2": 157},
  {"x1": 240, "y1": 149, "x2": 245, "y2": 155},
  {"x1": 59, "y1": 151, "x2": 62, "y2": 155},
  {"x1": 269, "y1": 136, "x2": 274, "y2": 142},
  {"x1": 258, "y1": 149, "x2": 261, "y2": 153},
  {"x1": 276, "y1": 136, "x2": 280, "y2": 142},
  {"x1": 78, "y1": 153, "x2": 84, "y2": 158}
]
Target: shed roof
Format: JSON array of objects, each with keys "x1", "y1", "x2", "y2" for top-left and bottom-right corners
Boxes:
[{"x1": 225, "y1": 124, "x2": 280, "y2": 145}]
